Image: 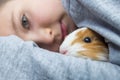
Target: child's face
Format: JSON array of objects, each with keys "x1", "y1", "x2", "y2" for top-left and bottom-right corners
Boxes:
[{"x1": 0, "y1": 0, "x2": 76, "y2": 52}]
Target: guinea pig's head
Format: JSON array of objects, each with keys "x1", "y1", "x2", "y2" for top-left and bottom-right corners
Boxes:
[{"x1": 59, "y1": 27, "x2": 109, "y2": 61}]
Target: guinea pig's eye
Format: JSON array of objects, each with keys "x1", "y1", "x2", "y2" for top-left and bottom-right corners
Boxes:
[
  {"x1": 83, "y1": 37, "x2": 91, "y2": 43},
  {"x1": 21, "y1": 14, "x2": 30, "y2": 29}
]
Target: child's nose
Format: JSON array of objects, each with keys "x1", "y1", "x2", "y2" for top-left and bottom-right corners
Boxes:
[
  {"x1": 37, "y1": 28, "x2": 55, "y2": 44},
  {"x1": 45, "y1": 28, "x2": 54, "y2": 42}
]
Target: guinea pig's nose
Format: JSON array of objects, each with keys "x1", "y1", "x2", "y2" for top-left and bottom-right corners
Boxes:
[{"x1": 59, "y1": 49, "x2": 68, "y2": 54}]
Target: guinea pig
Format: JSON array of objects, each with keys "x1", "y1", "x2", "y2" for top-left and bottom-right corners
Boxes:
[{"x1": 59, "y1": 27, "x2": 109, "y2": 61}]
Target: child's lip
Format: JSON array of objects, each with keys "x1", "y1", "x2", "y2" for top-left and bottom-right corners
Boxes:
[{"x1": 60, "y1": 21, "x2": 67, "y2": 41}]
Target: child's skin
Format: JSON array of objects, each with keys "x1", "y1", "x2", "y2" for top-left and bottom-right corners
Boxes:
[{"x1": 0, "y1": 0, "x2": 77, "y2": 52}]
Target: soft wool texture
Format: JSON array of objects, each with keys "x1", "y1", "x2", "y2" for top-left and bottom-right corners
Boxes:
[
  {"x1": 0, "y1": 35, "x2": 120, "y2": 80},
  {"x1": 0, "y1": 0, "x2": 120, "y2": 80}
]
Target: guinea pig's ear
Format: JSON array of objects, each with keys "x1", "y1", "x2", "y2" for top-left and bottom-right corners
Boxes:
[{"x1": 83, "y1": 37, "x2": 92, "y2": 43}]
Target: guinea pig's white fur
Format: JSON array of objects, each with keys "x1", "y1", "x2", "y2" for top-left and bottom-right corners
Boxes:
[{"x1": 59, "y1": 27, "x2": 109, "y2": 61}]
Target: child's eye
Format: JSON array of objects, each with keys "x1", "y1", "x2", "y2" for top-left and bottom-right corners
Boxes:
[
  {"x1": 21, "y1": 14, "x2": 30, "y2": 29},
  {"x1": 83, "y1": 37, "x2": 91, "y2": 43}
]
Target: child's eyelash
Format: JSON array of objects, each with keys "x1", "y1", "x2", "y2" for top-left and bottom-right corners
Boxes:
[{"x1": 21, "y1": 14, "x2": 30, "y2": 29}]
